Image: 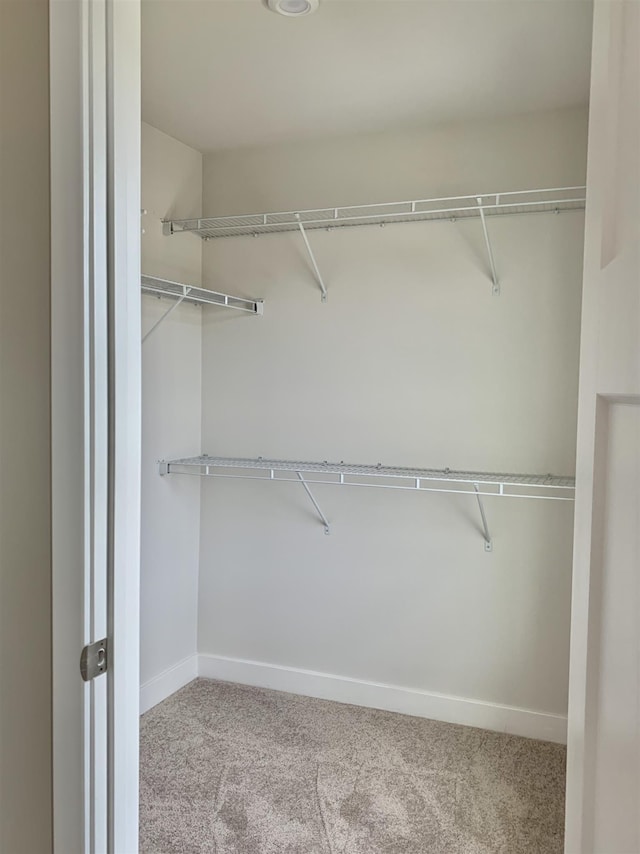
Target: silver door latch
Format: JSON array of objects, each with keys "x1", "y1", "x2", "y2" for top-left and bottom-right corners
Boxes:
[{"x1": 80, "y1": 638, "x2": 108, "y2": 682}]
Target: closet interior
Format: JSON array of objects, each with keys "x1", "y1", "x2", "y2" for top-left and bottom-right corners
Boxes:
[{"x1": 139, "y1": 1, "x2": 592, "y2": 850}]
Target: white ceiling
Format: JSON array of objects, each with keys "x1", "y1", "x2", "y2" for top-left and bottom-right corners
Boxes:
[{"x1": 142, "y1": 0, "x2": 593, "y2": 153}]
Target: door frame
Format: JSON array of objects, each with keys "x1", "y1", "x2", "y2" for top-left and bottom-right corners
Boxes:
[
  {"x1": 50, "y1": 2, "x2": 622, "y2": 852},
  {"x1": 50, "y1": 0, "x2": 141, "y2": 851}
]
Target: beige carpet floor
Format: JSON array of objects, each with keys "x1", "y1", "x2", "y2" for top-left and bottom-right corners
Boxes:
[{"x1": 140, "y1": 679, "x2": 565, "y2": 854}]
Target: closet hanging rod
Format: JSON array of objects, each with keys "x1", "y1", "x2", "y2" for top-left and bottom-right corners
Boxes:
[
  {"x1": 162, "y1": 186, "x2": 586, "y2": 240},
  {"x1": 141, "y1": 275, "x2": 264, "y2": 315},
  {"x1": 158, "y1": 455, "x2": 575, "y2": 501}
]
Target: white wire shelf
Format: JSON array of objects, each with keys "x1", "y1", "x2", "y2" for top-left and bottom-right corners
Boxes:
[
  {"x1": 162, "y1": 187, "x2": 586, "y2": 240},
  {"x1": 141, "y1": 275, "x2": 263, "y2": 314},
  {"x1": 159, "y1": 455, "x2": 575, "y2": 547},
  {"x1": 159, "y1": 455, "x2": 575, "y2": 498},
  {"x1": 141, "y1": 275, "x2": 263, "y2": 343}
]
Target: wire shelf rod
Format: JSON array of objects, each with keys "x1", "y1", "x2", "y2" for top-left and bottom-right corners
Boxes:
[
  {"x1": 162, "y1": 187, "x2": 586, "y2": 239},
  {"x1": 158, "y1": 469, "x2": 575, "y2": 501},
  {"x1": 141, "y1": 274, "x2": 264, "y2": 315},
  {"x1": 159, "y1": 455, "x2": 575, "y2": 498},
  {"x1": 166, "y1": 199, "x2": 586, "y2": 238},
  {"x1": 170, "y1": 187, "x2": 588, "y2": 226}
]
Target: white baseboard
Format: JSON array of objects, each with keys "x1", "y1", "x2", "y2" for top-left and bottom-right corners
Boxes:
[
  {"x1": 140, "y1": 652, "x2": 567, "y2": 743},
  {"x1": 197, "y1": 653, "x2": 567, "y2": 744},
  {"x1": 140, "y1": 654, "x2": 198, "y2": 714}
]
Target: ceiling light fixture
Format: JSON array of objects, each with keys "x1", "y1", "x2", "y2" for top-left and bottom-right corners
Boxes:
[{"x1": 264, "y1": 0, "x2": 319, "y2": 16}]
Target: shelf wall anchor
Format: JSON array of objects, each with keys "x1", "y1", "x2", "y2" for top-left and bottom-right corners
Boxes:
[
  {"x1": 296, "y1": 215, "x2": 328, "y2": 303},
  {"x1": 476, "y1": 197, "x2": 500, "y2": 296},
  {"x1": 142, "y1": 286, "x2": 192, "y2": 343},
  {"x1": 473, "y1": 483, "x2": 493, "y2": 551},
  {"x1": 296, "y1": 472, "x2": 330, "y2": 534}
]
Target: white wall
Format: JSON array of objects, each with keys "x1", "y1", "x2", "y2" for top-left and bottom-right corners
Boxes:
[
  {"x1": 197, "y1": 108, "x2": 587, "y2": 734},
  {"x1": 203, "y1": 106, "x2": 588, "y2": 214},
  {"x1": 140, "y1": 123, "x2": 202, "y2": 702},
  {"x1": 0, "y1": 1, "x2": 52, "y2": 849}
]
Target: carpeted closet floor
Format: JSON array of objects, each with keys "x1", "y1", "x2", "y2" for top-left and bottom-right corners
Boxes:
[{"x1": 140, "y1": 679, "x2": 566, "y2": 854}]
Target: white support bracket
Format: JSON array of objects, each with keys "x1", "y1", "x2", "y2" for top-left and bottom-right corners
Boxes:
[
  {"x1": 296, "y1": 215, "x2": 328, "y2": 303},
  {"x1": 473, "y1": 483, "x2": 493, "y2": 551},
  {"x1": 296, "y1": 472, "x2": 331, "y2": 534},
  {"x1": 158, "y1": 461, "x2": 169, "y2": 476},
  {"x1": 476, "y1": 197, "x2": 500, "y2": 296},
  {"x1": 142, "y1": 285, "x2": 192, "y2": 343}
]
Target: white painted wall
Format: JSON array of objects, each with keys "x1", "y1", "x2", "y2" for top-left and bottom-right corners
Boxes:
[
  {"x1": 0, "y1": 1, "x2": 52, "y2": 849},
  {"x1": 140, "y1": 123, "x2": 202, "y2": 699},
  {"x1": 203, "y1": 106, "x2": 588, "y2": 214},
  {"x1": 197, "y1": 108, "x2": 587, "y2": 728}
]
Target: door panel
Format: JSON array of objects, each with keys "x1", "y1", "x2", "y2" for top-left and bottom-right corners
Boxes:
[
  {"x1": 565, "y1": 2, "x2": 640, "y2": 852},
  {"x1": 590, "y1": 401, "x2": 640, "y2": 852}
]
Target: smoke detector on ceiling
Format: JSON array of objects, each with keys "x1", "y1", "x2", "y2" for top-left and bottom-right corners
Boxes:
[{"x1": 264, "y1": 0, "x2": 320, "y2": 16}]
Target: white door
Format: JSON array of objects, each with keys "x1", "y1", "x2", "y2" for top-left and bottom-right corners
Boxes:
[
  {"x1": 565, "y1": 1, "x2": 640, "y2": 852},
  {"x1": 50, "y1": 0, "x2": 141, "y2": 851}
]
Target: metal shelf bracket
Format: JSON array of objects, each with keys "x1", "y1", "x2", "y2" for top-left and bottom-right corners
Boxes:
[
  {"x1": 142, "y1": 286, "x2": 192, "y2": 343},
  {"x1": 296, "y1": 472, "x2": 331, "y2": 534},
  {"x1": 141, "y1": 275, "x2": 263, "y2": 343},
  {"x1": 296, "y1": 215, "x2": 328, "y2": 303},
  {"x1": 473, "y1": 483, "x2": 493, "y2": 551},
  {"x1": 476, "y1": 197, "x2": 500, "y2": 296}
]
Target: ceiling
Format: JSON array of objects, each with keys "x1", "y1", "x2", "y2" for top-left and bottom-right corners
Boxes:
[{"x1": 142, "y1": 0, "x2": 593, "y2": 154}]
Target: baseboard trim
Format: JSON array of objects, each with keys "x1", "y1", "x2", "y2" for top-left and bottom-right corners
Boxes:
[
  {"x1": 197, "y1": 653, "x2": 567, "y2": 744},
  {"x1": 140, "y1": 654, "x2": 198, "y2": 714}
]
